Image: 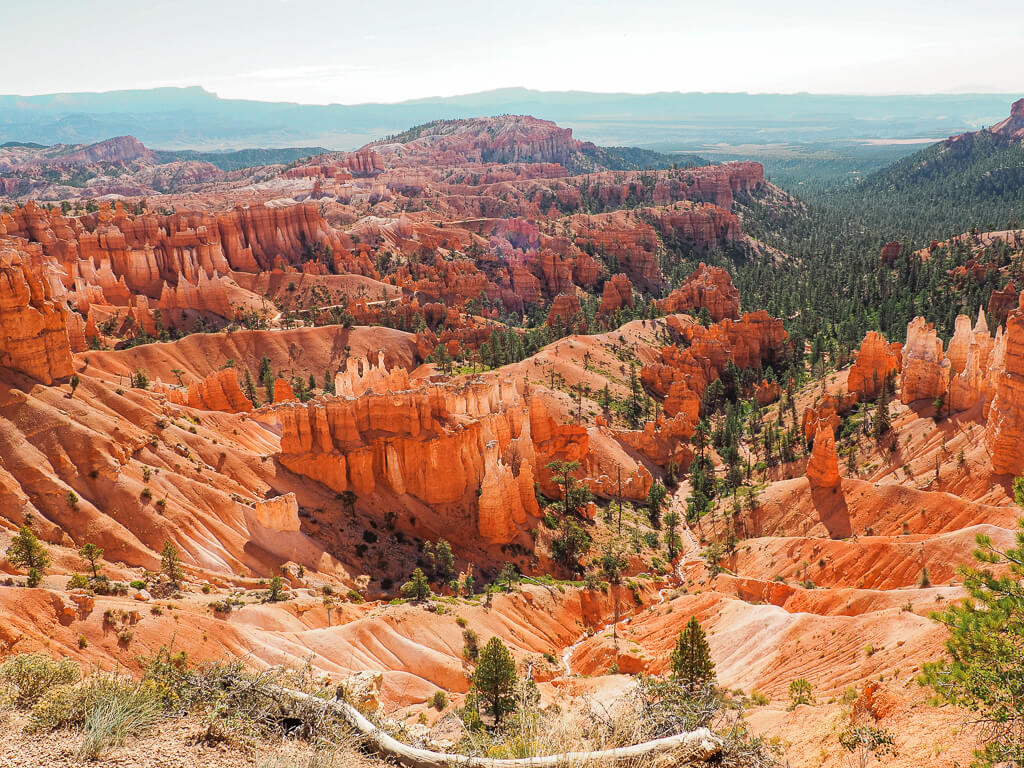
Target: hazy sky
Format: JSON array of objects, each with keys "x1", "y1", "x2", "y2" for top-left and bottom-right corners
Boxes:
[{"x1": 4, "y1": 0, "x2": 1022, "y2": 103}]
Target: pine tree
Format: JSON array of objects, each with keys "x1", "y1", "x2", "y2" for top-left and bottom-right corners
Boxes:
[
  {"x1": 78, "y1": 542, "x2": 103, "y2": 579},
  {"x1": 6, "y1": 523, "x2": 50, "y2": 587},
  {"x1": 400, "y1": 568, "x2": 431, "y2": 601},
  {"x1": 670, "y1": 616, "x2": 716, "y2": 694},
  {"x1": 161, "y1": 540, "x2": 183, "y2": 586},
  {"x1": 663, "y1": 511, "x2": 681, "y2": 560},
  {"x1": 473, "y1": 636, "x2": 518, "y2": 723},
  {"x1": 872, "y1": 377, "x2": 891, "y2": 440},
  {"x1": 921, "y1": 520, "x2": 1024, "y2": 766}
]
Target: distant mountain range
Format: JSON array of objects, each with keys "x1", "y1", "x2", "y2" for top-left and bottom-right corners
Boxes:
[{"x1": 0, "y1": 86, "x2": 1018, "y2": 151}]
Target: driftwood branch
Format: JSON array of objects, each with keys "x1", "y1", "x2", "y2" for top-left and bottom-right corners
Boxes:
[{"x1": 277, "y1": 686, "x2": 723, "y2": 767}]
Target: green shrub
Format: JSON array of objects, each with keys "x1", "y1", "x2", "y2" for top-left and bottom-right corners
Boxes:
[
  {"x1": 66, "y1": 573, "x2": 90, "y2": 590},
  {"x1": 462, "y1": 628, "x2": 480, "y2": 660},
  {"x1": 430, "y1": 690, "x2": 448, "y2": 710},
  {"x1": 129, "y1": 580, "x2": 147, "y2": 590},
  {"x1": 0, "y1": 653, "x2": 80, "y2": 708}
]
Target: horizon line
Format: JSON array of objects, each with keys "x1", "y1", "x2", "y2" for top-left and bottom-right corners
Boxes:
[{"x1": 3, "y1": 84, "x2": 1020, "y2": 109}]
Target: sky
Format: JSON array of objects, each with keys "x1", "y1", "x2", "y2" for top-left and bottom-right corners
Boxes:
[{"x1": 3, "y1": 0, "x2": 1022, "y2": 103}]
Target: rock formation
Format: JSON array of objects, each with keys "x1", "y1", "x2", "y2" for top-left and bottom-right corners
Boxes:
[
  {"x1": 900, "y1": 317, "x2": 950, "y2": 404},
  {"x1": 989, "y1": 282, "x2": 1017, "y2": 326},
  {"x1": 847, "y1": 331, "x2": 901, "y2": 401},
  {"x1": 990, "y1": 97, "x2": 1024, "y2": 140},
  {"x1": 269, "y1": 375, "x2": 546, "y2": 545},
  {"x1": 274, "y1": 378, "x2": 297, "y2": 403},
  {"x1": 334, "y1": 351, "x2": 410, "y2": 397},
  {"x1": 656, "y1": 264, "x2": 741, "y2": 322},
  {"x1": 984, "y1": 302, "x2": 1024, "y2": 474},
  {"x1": 0, "y1": 241, "x2": 74, "y2": 383},
  {"x1": 598, "y1": 274, "x2": 633, "y2": 317},
  {"x1": 180, "y1": 369, "x2": 253, "y2": 413},
  {"x1": 806, "y1": 420, "x2": 840, "y2": 488},
  {"x1": 880, "y1": 241, "x2": 901, "y2": 264},
  {"x1": 546, "y1": 293, "x2": 582, "y2": 328}
]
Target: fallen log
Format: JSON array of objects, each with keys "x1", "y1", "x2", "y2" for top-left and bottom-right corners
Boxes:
[{"x1": 277, "y1": 685, "x2": 723, "y2": 767}]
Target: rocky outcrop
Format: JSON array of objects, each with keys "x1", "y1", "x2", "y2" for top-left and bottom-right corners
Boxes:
[
  {"x1": 656, "y1": 264, "x2": 741, "y2": 322},
  {"x1": 985, "y1": 302, "x2": 1024, "y2": 474},
  {"x1": 274, "y1": 378, "x2": 297, "y2": 403},
  {"x1": 755, "y1": 380, "x2": 781, "y2": 406},
  {"x1": 989, "y1": 282, "x2": 1018, "y2": 326},
  {"x1": 598, "y1": 274, "x2": 633, "y2": 317},
  {"x1": 806, "y1": 420, "x2": 840, "y2": 488},
  {"x1": 0, "y1": 241, "x2": 74, "y2": 383},
  {"x1": 641, "y1": 312, "x2": 788, "y2": 426},
  {"x1": 880, "y1": 242, "x2": 901, "y2": 265},
  {"x1": 1, "y1": 200, "x2": 351, "y2": 311},
  {"x1": 801, "y1": 393, "x2": 856, "y2": 443},
  {"x1": 546, "y1": 293, "x2": 582, "y2": 328},
  {"x1": 186, "y1": 369, "x2": 253, "y2": 413},
  {"x1": 334, "y1": 351, "x2": 410, "y2": 397},
  {"x1": 246, "y1": 493, "x2": 301, "y2": 533},
  {"x1": 370, "y1": 116, "x2": 578, "y2": 167},
  {"x1": 847, "y1": 331, "x2": 901, "y2": 401},
  {"x1": 990, "y1": 98, "x2": 1024, "y2": 141},
  {"x1": 900, "y1": 317, "x2": 950, "y2": 404},
  {"x1": 945, "y1": 314, "x2": 974, "y2": 375},
  {"x1": 269, "y1": 375, "x2": 544, "y2": 545}
]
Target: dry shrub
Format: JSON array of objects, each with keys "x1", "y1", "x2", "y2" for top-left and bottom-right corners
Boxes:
[
  {"x1": 258, "y1": 735, "x2": 378, "y2": 768},
  {"x1": 448, "y1": 676, "x2": 780, "y2": 767},
  {"x1": 0, "y1": 653, "x2": 80, "y2": 708}
]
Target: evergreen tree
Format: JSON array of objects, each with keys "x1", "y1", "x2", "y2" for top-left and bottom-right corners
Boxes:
[
  {"x1": 161, "y1": 541, "x2": 183, "y2": 586},
  {"x1": 872, "y1": 377, "x2": 891, "y2": 440},
  {"x1": 670, "y1": 616, "x2": 716, "y2": 694},
  {"x1": 401, "y1": 567, "x2": 431, "y2": 601},
  {"x1": 78, "y1": 542, "x2": 103, "y2": 579},
  {"x1": 647, "y1": 481, "x2": 668, "y2": 528},
  {"x1": 6, "y1": 523, "x2": 50, "y2": 587},
  {"x1": 663, "y1": 511, "x2": 682, "y2": 560},
  {"x1": 921, "y1": 520, "x2": 1024, "y2": 767},
  {"x1": 473, "y1": 637, "x2": 518, "y2": 723}
]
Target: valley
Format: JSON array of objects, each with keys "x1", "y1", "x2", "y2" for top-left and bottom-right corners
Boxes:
[{"x1": 1, "y1": 97, "x2": 1023, "y2": 767}]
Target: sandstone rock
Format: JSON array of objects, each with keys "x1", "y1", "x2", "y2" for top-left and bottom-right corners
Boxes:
[
  {"x1": 989, "y1": 282, "x2": 1017, "y2": 326},
  {"x1": 271, "y1": 374, "x2": 546, "y2": 544},
  {"x1": 946, "y1": 314, "x2": 974, "y2": 374},
  {"x1": 133, "y1": 589, "x2": 151, "y2": 602},
  {"x1": 68, "y1": 590, "x2": 95, "y2": 613},
  {"x1": 248, "y1": 493, "x2": 301, "y2": 533},
  {"x1": 598, "y1": 274, "x2": 633, "y2": 317},
  {"x1": 985, "y1": 304, "x2": 1024, "y2": 474},
  {"x1": 656, "y1": 264, "x2": 741, "y2": 322},
  {"x1": 755, "y1": 380, "x2": 781, "y2": 406},
  {"x1": 273, "y1": 378, "x2": 297, "y2": 403},
  {"x1": 880, "y1": 241, "x2": 901, "y2": 264},
  {"x1": 801, "y1": 393, "x2": 855, "y2": 443},
  {"x1": 340, "y1": 670, "x2": 382, "y2": 715},
  {"x1": 186, "y1": 369, "x2": 253, "y2": 413},
  {"x1": 334, "y1": 351, "x2": 410, "y2": 397},
  {"x1": 990, "y1": 97, "x2": 1024, "y2": 140},
  {"x1": 900, "y1": 317, "x2": 950, "y2": 404},
  {"x1": 949, "y1": 308, "x2": 996, "y2": 412},
  {"x1": 546, "y1": 293, "x2": 582, "y2": 328},
  {"x1": 0, "y1": 241, "x2": 74, "y2": 383},
  {"x1": 847, "y1": 331, "x2": 901, "y2": 401},
  {"x1": 806, "y1": 420, "x2": 840, "y2": 488}
]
